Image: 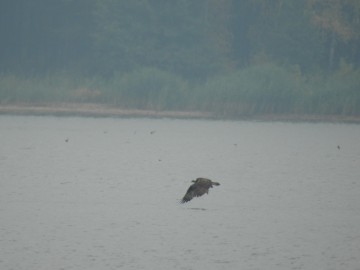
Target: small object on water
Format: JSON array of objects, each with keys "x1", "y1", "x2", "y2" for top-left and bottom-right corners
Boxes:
[
  {"x1": 150, "y1": 130, "x2": 156, "y2": 135},
  {"x1": 181, "y1": 177, "x2": 220, "y2": 203},
  {"x1": 65, "y1": 138, "x2": 69, "y2": 143},
  {"x1": 337, "y1": 145, "x2": 340, "y2": 150}
]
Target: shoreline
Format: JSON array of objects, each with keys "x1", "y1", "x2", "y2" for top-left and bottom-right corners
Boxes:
[
  {"x1": 0, "y1": 103, "x2": 211, "y2": 119},
  {"x1": 1, "y1": 103, "x2": 360, "y2": 123}
]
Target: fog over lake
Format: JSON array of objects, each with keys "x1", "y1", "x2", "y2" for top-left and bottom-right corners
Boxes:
[{"x1": 1, "y1": 116, "x2": 359, "y2": 270}]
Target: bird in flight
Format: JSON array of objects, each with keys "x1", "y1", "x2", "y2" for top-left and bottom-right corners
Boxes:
[{"x1": 181, "y1": 178, "x2": 220, "y2": 203}]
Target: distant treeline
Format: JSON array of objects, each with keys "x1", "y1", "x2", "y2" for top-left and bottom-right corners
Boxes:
[
  {"x1": 2, "y1": 63, "x2": 359, "y2": 116},
  {"x1": 0, "y1": 0, "x2": 360, "y2": 116}
]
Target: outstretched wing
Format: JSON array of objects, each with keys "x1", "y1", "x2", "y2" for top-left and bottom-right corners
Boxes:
[
  {"x1": 180, "y1": 183, "x2": 209, "y2": 203},
  {"x1": 181, "y1": 185, "x2": 197, "y2": 203}
]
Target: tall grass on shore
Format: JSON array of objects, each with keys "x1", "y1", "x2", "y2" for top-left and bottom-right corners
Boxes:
[
  {"x1": 1, "y1": 63, "x2": 359, "y2": 117},
  {"x1": 102, "y1": 67, "x2": 189, "y2": 110},
  {"x1": 191, "y1": 64, "x2": 302, "y2": 116},
  {"x1": 0, "y1": 73, "x2": 100, "y2": 104}
]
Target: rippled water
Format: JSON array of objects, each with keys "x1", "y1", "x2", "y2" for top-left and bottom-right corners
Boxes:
[{"x1": 1, "y1": 115, "x2": 360, "y2": 270}]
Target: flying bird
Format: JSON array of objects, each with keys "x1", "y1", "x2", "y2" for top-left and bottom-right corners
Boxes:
[{"x1": 181, "y1": 178, "x2": 220, "y2": 203}]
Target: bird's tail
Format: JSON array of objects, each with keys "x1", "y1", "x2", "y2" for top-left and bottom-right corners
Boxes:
[{"x1": 212, "y1": 182, "x2": 220, "y2": 186}]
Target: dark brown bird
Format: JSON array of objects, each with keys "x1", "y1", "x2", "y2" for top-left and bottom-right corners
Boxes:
[{"x1": 181, "y1": 178, "x2": 220, "y2": 203}]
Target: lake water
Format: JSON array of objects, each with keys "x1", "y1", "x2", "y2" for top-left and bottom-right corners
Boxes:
[{"x1": 1, "y1": 115, "x2": 360, "y2": 270}]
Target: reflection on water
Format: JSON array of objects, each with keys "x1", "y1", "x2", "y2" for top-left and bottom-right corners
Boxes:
[{"x1": 1, "y1": 115, "x2": 360, "y2": 270}]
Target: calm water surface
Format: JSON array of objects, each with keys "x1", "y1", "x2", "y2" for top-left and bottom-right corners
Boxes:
[{"x1": 1, "y1": 116, "x2": 360, "y2": 270}]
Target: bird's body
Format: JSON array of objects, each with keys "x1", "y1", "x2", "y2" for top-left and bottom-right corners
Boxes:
[{"x1": 181, "y1": 177, "x2": 220, "y2": 203}]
